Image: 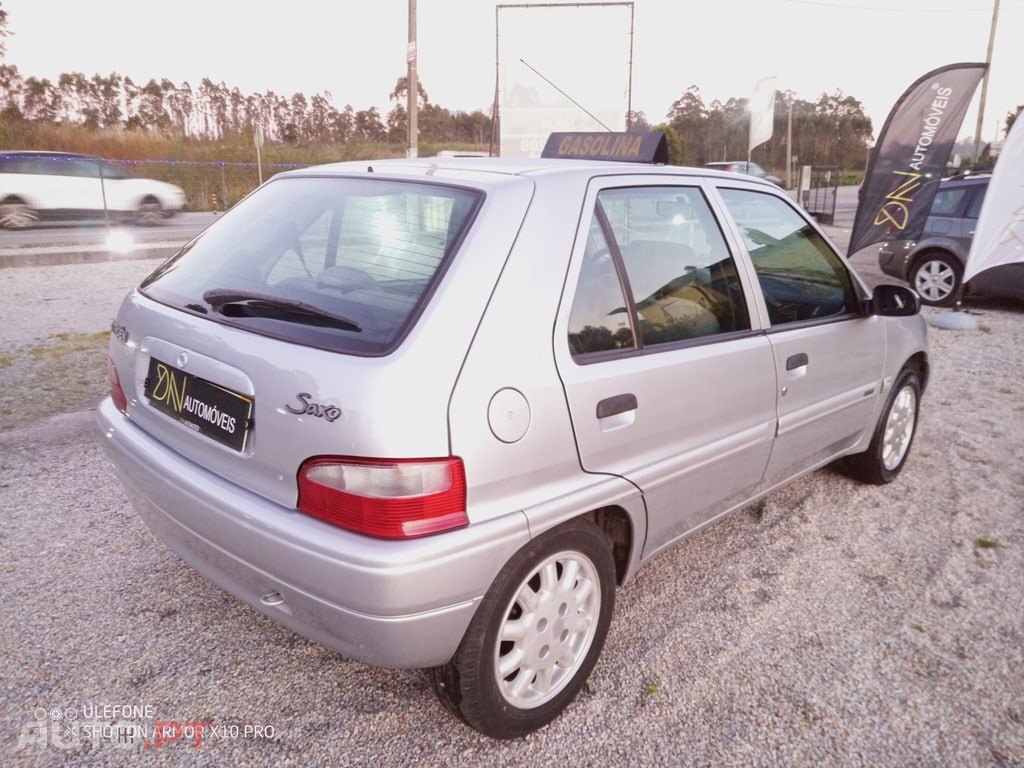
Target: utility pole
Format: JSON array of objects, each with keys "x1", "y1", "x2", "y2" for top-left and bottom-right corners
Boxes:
[
  {"x1": 407, "y1": 0, "x2": 418, "y2": 159},
  {"x1": 786, "y1": 96, "x2": 793, "y2": 190},
  {"x1": 973, "y1": 0, "x2": 1000, "y2": 162}
]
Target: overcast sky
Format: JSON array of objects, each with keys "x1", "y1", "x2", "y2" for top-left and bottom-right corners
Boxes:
[{"x1": 2, "y1": 0, "x2": 1020, "y2": 144}]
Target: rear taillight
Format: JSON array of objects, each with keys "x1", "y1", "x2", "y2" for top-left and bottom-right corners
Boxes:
[
  {"x1": 108, "y1": 356, "x2": 128, "y2": 413},
  {"x1": 297, "y1": 457, "x2": 468, "y2": 539}
]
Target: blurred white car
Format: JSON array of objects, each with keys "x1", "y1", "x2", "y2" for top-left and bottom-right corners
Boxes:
[{"x1": 0, "y1": 150, "x2": 186, "y2": 228}]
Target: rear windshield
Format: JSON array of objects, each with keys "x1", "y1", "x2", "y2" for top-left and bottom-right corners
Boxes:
[{"x1": 141, "y1": 175, "x2": 482, "y2": 355}]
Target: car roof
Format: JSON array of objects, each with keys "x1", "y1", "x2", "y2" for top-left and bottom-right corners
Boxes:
[
  {"x1": 276, "y1": 156, "x2": 765, "y2": 189},
  {"x1": 939, "y1": 172, "x2": 991, "y2": 186}
]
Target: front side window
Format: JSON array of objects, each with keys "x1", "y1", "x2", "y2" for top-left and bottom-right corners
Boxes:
[
  {"x1": 568, "y1": 186, "x2": 750, "y2": 358},
  {"x1": 141, "y1": 176, "x2": 481, "y2": 355},
  {"x1": 965, "y1": 183, "x2": 988, "y2": 219},
  {"x1": 718, "y1": 188, "x2": 858, "y2": 326}
]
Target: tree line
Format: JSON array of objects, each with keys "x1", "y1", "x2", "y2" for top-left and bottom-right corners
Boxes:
[
  {"x1": 0, "y1": 64, "x2": 493, "y2": 146},
  {"x1": 650, "y1": 85, "x2": 875, "y2": 173},
  {"x1": 0, "y1": 61, "x2": 881, "y2": 171}
]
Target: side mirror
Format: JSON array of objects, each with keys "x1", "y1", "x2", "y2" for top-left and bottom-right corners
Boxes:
[{"x1": 869, "y1": 283, "x2": 920, "y2": 317}]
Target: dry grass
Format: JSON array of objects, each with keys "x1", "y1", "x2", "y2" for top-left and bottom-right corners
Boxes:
[{"x1": 0, "y1": 331, "x2": 110, "y2": 431}]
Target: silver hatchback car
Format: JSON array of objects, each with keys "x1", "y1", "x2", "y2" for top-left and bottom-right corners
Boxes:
[{"x1": 98, "y1": 133, "x2": 928, "y2": 738}]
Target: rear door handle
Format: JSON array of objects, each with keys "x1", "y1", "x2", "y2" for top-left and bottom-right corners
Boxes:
[
  {"x1": 786, "y1": 353, "x2": 809, "y2": 371},
  {"x1": 596, "y1": 393, "x2": 637, "y2": 419}
]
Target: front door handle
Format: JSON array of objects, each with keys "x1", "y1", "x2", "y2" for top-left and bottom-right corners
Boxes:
[{"x1": 596, "y1": 393, "x2": 637, "y2": 419}]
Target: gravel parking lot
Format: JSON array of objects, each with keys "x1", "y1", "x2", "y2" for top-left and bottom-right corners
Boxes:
[{"x1": 2, "y1": 254, "x2": 1022, "y2": 767}]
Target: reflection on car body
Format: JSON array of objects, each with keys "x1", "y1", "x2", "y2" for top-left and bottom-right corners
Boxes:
[{"x1": 98, "y1": 132, "x2": 928, "y2": 738}]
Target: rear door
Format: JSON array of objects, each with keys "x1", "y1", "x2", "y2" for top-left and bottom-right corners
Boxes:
[
  {"x1": 715, "y1": 186, "x2": 885, "y2": 484},
  {"x1": 554, "y1": 178, "x2": 777, "y2": 557}
]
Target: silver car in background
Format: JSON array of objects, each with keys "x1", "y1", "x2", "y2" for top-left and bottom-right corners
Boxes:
[{"x1": 98, "y1": 135, "x2": 928, "y2": 738}]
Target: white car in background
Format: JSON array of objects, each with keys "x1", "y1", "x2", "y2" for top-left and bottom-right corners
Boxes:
[{"x1": 0, "y1": 150, "x2": 186, "y2": 228}]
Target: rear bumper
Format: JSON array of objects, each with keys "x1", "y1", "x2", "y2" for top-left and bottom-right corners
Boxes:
[
  {"x1": 96, "y1": 396, "x2": 530, "y2": 668},
  {"x1": 877, "y1": 242, "x2": 911, "y2": 280}
]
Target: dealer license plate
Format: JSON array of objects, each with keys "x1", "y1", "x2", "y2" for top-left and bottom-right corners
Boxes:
[{"x1": 144, "y1": 357, "x2": 253, "y2": 452}]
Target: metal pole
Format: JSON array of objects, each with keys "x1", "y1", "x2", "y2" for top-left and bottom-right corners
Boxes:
[
  {"x1": 973, "y1": 0, "x2": 1000, "y2": 163},
  {"x1": 97, "y1": 158, "x2": 110, "y2": 231},
  {"x1": 626, "y1": 2, "x2": 634, "y2": 130},
  {"x1": 407, "y1": 0, "x2": 418, "y2": 159},
  {"x1": 491, "y1": 5, "x2": 500, "y2": 156},
  {"x1": 786, "y1": 99, "x2": 793, "y2": 190}
]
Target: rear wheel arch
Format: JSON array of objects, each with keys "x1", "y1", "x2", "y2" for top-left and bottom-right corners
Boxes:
[{"x1": 584, "y1": 505, "x2": 634, "y2": 585}]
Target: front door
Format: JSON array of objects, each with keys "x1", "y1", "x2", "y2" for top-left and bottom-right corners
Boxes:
[{"x1": 715, "y1": 187, "x2": 885, "y2": 483}]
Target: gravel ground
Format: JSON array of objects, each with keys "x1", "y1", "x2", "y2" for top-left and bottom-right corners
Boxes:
[{"x1": 1, "y1": 258, "x2": 1023, "y2": 767}]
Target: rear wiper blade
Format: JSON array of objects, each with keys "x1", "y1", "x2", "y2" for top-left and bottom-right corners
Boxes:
[{"x1": 202, "y1": 288, "x2": 362, "y2": 332}]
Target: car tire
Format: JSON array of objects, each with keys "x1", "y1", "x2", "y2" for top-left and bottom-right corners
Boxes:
[
  {"x1": 430, "y1": 517, "x2": 616, "y2": 738},
  {"x1": 135, "y1": 198, "x2": 165, "y2": 226},
  {"x1": 910, "y1": 251, "x2": 962, "y2": 307},
  {"x1": 0, "y1": 198, "x2": 37, "y2": 229},
  {"x1": 841, "y1": 368, "x2": 921, "y2": 485}
]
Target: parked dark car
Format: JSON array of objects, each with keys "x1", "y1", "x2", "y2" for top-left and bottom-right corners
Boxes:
[{"x1": 878, "y1": 172, "x2": 1024, "y2": 306}]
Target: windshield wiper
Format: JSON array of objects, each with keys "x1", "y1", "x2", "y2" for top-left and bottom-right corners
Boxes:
[{"x1": 202, "y1": 288, "x2": 362, "y2": 332}]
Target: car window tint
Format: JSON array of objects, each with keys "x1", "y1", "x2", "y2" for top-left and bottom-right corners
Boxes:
[
  {"x1": 930, "y1": 187, "x2": 968, "y2": 216},
  {"x1": 58, "y1": 157, "x2": 101, "y2": 178},
  {"x1": 965, "y1": 183, "x2": 988, "y2": 219},
  {"x1": 141, "y1": 176, "x2": 481, "y2": 355},
  {"x1": 718, "y1": 188, "x2": 858, "y2": 326},
  {"x1": 568, "y1": 186, "x2": 750, "y2": 357},
  {"x1": 567, "y1": 218, "x2": 635, "y2": 355}
]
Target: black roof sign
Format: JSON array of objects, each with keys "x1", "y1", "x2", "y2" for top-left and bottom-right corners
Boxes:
[{"x1": 541, "y1": 131, "x2": 668, "y2": 164}]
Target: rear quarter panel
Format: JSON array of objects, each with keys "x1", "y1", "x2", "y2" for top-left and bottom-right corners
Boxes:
[{"x1": 447, "y1": 169, "x2": 647, "y2": 540}]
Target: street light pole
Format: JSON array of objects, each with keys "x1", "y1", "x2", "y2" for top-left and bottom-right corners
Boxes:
[
  {"x1": 407, "y1": 0, "x2": 418, "y2": 159},
  {"x1": 973, "y1": 0, "x2": 1000, "y2": 162}
]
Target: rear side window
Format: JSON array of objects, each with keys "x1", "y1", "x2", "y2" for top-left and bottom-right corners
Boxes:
[
  {"x1": 718, "y1": 188, "x2": 858, "y2": 326},
  {"x1": 930, "y1": 186, "x2": 969, "y2": 216},
  {"x1": 568, "y1": 186, "x2": 750, "y2": 357},
  {"x1": 0, "y1": 153, "x2": 52, "y2": 174},
  {"x1": 141, "y1": 176, "x2": 481, "y2": 355}
]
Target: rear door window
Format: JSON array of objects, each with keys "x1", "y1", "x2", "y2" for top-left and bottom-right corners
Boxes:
[
  {"x1": 141, "y1": 176, "x2": 482, "y2": 355},
  {"x1": 568, "y1": 185, "x2": 751, "y2": 357},
  {"x1": 930, "y1": 186, "x2": 969, "y2": 216}
]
